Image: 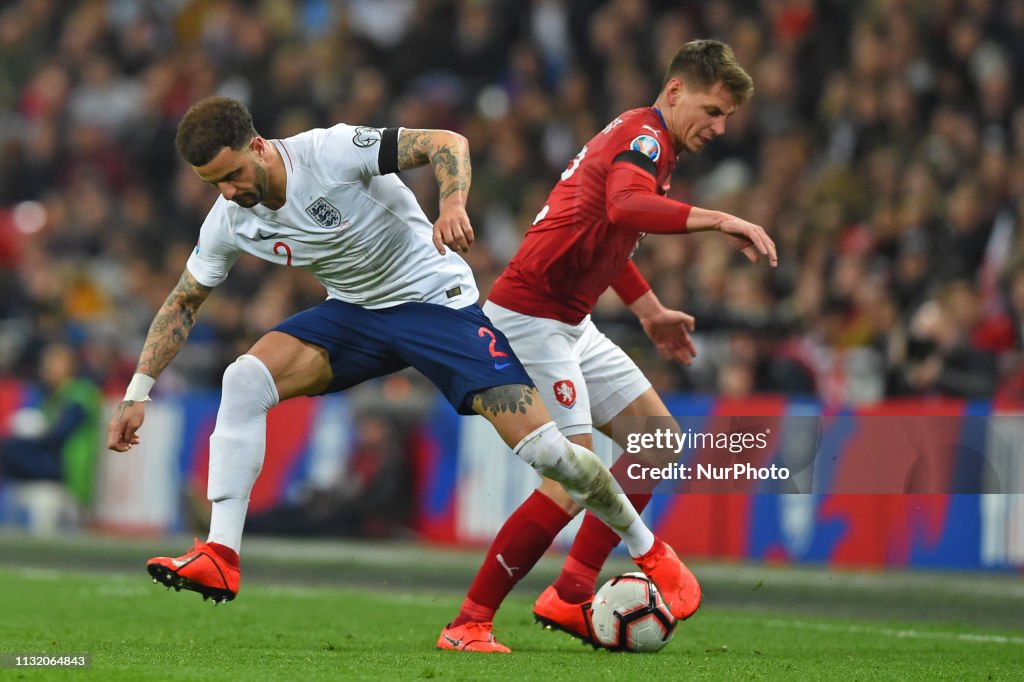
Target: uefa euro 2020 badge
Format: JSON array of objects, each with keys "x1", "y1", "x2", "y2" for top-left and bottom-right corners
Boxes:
[{"x1": 630, "y1": 134, "x2": 661, "y2": 162}]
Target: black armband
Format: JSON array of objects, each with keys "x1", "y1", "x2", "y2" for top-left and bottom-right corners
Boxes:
[
  {"x1": 378, "y1": 127, "x2": 400, "y2": 175},
  {"x1": 612, "y1": 149, "x2": 657, "y2": 177}
]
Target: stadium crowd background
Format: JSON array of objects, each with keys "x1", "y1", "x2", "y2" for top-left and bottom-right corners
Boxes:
[{"x1": 1, "y1": 0, "x2": 1023, "y2": 410}]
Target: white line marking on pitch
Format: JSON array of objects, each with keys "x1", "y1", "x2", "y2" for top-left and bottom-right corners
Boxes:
[{"x1": 760, "y1": 618, "x2": 1024, "y2": 645}]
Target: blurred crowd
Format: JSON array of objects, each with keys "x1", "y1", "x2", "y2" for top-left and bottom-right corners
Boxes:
[{"x1": 2, "y1": 0, "x2": 1024, "y2": 408}]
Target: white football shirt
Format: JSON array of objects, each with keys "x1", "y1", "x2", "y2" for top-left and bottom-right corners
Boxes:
[{"x1": 186, "y1": 124, "x2": 479, "y2": 309}]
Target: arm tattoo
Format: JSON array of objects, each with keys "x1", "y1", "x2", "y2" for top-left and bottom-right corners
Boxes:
[
  {"x1": 397, "y1": 129, "x2": 471, "y2": 202},
  {"x1": 113, "y1": 401, "x2": 137, "y2": 419},
  {"x1": 397, "y1": 129, "x2": 431, "y2": 169},
  {"x1": 472, "y1": 384, "x2": 536, "y2": 418},
  {"x1": 137, "y1": 270, "x2": 212, "y2": 377}
]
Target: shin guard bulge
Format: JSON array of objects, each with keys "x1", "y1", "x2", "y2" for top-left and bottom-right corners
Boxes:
[
  {"x1": 513, "y1": 422, "x2": 653, "y2": 556},
  {"x1": 206, "y1": 355, "x2": 280, "y2": 552}
]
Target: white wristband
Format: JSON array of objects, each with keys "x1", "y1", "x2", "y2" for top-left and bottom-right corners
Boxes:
[{"x1": 124, "y1": 373, "x2": 156, "y2": 402}]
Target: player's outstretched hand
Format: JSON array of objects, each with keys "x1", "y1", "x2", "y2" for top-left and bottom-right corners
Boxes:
[
  {"x1": 640, "y1": 308, "x2": 697, "y2": 365},
  {"x1": 718, "y1": 215, "x2": 778, "y2": 267},
  {"x1": 433, "y1": 206, "x2": 475, "y2": 255},
  {"x1": 107, "y1": 400, "x2": 146, "y2": 452}
]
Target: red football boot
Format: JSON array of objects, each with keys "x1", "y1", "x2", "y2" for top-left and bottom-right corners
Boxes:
[
  {"x1": 633, "y1": 539, "x2": 701, "y2": 620},
  {"x1": 147, "y1": 539, "x2": 240, "y2": 605},
  {"x1": 532, "y1": 585, "x2": 597, "y2": 646},
  {"x1": 436, "y1": 621, "x2": 511, "y2": 653}
]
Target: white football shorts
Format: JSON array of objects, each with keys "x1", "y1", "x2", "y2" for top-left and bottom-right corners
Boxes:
[{"x1": 483, "y1": 300, "x2": 651, "y2": 437}]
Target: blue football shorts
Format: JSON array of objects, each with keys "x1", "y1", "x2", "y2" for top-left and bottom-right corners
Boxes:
[{"x1": 272, "y1": 299, "x2": 535, "y2": 414}]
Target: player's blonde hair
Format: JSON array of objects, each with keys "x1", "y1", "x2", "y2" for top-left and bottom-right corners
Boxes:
[{"x1": 663, "y1": 39, "x2": 754, "y2": 106}]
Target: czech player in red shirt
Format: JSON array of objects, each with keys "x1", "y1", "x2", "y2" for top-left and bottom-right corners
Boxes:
[{"x1": 439, "y1": 40, "x2": 777, "y2": 652}]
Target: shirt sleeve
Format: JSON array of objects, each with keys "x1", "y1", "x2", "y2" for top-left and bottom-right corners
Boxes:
[
  {"x1": 606, "y1": 120, "x2": 670, "y2": 179},
  {"x1": 598, "y1": 118, "x2": 693, "y2": 232},
  {"x1": 610, "y1": 259, "x2": 652, "y2": 305},
  {"x1": 186, "y1": 199, "x2": 240, "y2": 288},
  {"x1": 313, "y1": 123, "x2": 401, "y2": 181},
  {"x1": 606, "y1": 161, "x2": 692, "y2": 233}
]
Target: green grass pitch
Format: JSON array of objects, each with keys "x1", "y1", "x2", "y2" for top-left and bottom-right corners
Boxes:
[{"x1": 1, "y1": 563, "x2": 1022, "y2": 681}]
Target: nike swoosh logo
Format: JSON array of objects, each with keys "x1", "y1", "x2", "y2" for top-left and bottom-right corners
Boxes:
[
  {"x1": 442, "y1": 633, "x2": 462, "y2": 647},
  {"x1": 257, "y1": 230, "x2": 279, "y2": 240},
  {"x1": 494, "y1": 362, "x2": 511, "y2": 370},
  {"x1": 171, "y1": 555, "x2": 197, "y2": 568}
]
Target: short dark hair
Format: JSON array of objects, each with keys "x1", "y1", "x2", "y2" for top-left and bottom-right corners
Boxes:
[
  {"x1": 663, "y1": 39, "x2": 754, "y2": 106},
  {"x1": 175, "y1": 96, "x2": 258, "y2": 166}
]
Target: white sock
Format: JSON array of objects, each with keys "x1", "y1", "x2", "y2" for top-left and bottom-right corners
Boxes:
[
  {"x1": 205, "y1": 355, "x2": 279, "y2": 553},
  {"x1": 208, "y1": 498, "x2": 250, "y2": 552},
  {"x1": 622, "y1": 516, "x2": 655, "y2": 558},
  {"x1": 513, "y1": 422, "x2": 655, "y2": 556}
]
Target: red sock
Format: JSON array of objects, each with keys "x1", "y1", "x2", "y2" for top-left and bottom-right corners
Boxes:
[
  {"x1": 452, "y1": 490, "x2": 572, "y2": 626},
  {"x1": 552, "y1": 492, "x2": 652, "y2": 603}
]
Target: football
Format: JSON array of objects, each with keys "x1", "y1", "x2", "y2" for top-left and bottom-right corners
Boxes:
[{"x1": 590, "y1": 572, "x2": 677, "y2": 652}]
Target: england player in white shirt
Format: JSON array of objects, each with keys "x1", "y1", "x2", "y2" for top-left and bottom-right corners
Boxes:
[{"x1": 106, "y1": 97, "x2": 693, "y2": 652}]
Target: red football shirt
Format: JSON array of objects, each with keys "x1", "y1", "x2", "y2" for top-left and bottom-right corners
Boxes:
[{"x1": 489, "y1": 107, "x2": 680, "y2": 324}]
